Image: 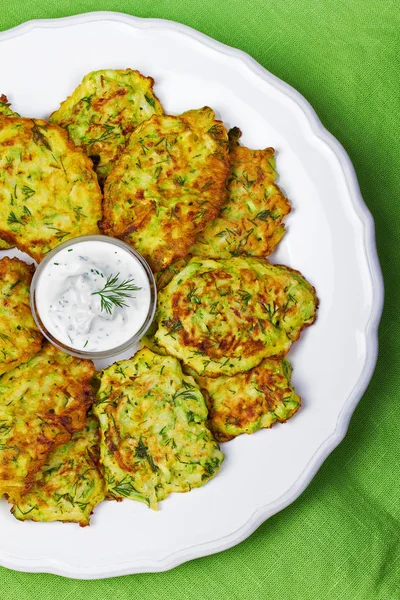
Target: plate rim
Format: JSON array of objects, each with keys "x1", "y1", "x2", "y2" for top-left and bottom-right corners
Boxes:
[{"x1": 0, "y1": 10, "x2": 384, "y2": 579}]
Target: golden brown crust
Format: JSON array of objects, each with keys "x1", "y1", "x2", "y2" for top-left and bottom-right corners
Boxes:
[
  {"x1": 156, "y1": 257, "x2": 318, "y2": 376},
  {"x1": 192, "y1": 358, "x2": 301, "y2": 442},
  {"x1": 10, "y1": 417, "x2": 106, "y2": 526},
  {"x1": 0, "y1": 256, "x2": 43, "y2": 375},
  {"x1": 0, "y1": 343, "x2": 95, "y2": 498}
]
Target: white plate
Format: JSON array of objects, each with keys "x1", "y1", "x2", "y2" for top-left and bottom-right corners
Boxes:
[{"x1": 0, "y1": 11, "x2": 383, "y2": 579}]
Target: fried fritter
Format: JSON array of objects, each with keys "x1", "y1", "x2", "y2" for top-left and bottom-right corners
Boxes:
[
  {"x1": 101, "y1": 107, "x2": 230, "y2": 272},
  {"x1": 190, "y1": 359, "x2": 301, "y2": 442},
  {"x1": 0, "y1": 96, "x2": 18, "y2": 249},
  {"x1": 0, "y1": 95, "x2": 19, "y2": 118},
  {"x1": 0, "y1": 116, "x2": 102, "y2": 261},
  {"x1": 0, "y1": 343, "x2": 95, "y2": 498},
  {"x1": 50, "y1": 69, "x2": 164, "y2": 185},
  {"x1": 190, "y1": 127, "x2": 290, "y2": 258},
  {"x1": 93, "y1": 347, "x2": 224, "y2": 509},
  {"x1": 0, "y1": 257, "x2": 43, "y2": 376},
  {"x1": 11, "y1": 417, "x2": 105, "y2": 526},
  {"x1": 155, "y1": 257, "x2": 318, "y2": 376}
]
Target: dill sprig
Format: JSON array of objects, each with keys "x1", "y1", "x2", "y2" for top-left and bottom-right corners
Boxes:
[{"x1": 92, "y1": 272, "x2": 141, "y2": 314}]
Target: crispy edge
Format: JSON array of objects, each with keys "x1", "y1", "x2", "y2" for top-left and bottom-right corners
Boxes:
[
  {"x1": 0, "y1": 257, "x2": 43, "y2": 375},
  {"x1": 2, "y1": 343, "x2": 96, "y2": 497},
  {"x1": 10, "y1": 417, "x2": 106, "y2": 527},
  {"x1": 0, "y1": 96, "x2": 17, "y2": 249}
]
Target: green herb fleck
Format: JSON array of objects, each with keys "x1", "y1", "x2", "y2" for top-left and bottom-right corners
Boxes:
[
  {"x1": 135, "y1": 439, "x2": 158, "y2": 472},
  {"x1": 202, "y1": 180, "x2": 214, "y2": 191},
  {"x1": 31, "y1": 120, "x2": 51, "y2": 150},
  {"x1": 9, "y1": 280, "x2": 21, "y2": 290},
  {"x1": 173, "y1": 175, "x2": 186, "y2": 186},
  {"x1": 187, "y1": 287, "x2": 202, "y2": 305},
  {"x1": 113, "y1": 478, "x2": 140, "y2": 498},
  {"x1": 162, "y1": 318, "x2": 183, "y2": 336},
  {"x1": 144, "y1": 94, "x2": 155, "y2": 108},
  {"x1": 256, "y1": 210, "x2": 272, "y2": 221},
  {"x1": 22, "y1": 186, "x2": 35, "y2": 200},
  {"x1": 154, "y1": 166, "x2": 162, "y2": 179},
  {"x1": 237, "y1": 290, "x2": 252, "y2": 305},
  {"x1": 74, "y1": 206, "x2": 86, "y2": 221},
  {"x1": 45, "y1": 226, "x2": 69, "y2": 241},
  {"x1": 81, "y1": 94, "x2": 93, "y2": 107},
  {"x1": 7, "y1": 212, "x2": 23, "y2": 225}
]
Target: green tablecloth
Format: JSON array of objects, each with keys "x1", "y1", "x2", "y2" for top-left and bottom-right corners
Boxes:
[{"x1": 0, "y1": 1, "x2": 398, "y2": 598}]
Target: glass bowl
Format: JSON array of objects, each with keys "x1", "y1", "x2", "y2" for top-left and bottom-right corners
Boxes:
[{"x1": 30, "y1": 235, "x2": 157, "y2": 360}]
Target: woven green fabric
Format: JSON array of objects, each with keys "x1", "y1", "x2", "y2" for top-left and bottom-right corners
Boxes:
[{"x1": 0, "y1": 1, "x2": 398, "y2": 598}]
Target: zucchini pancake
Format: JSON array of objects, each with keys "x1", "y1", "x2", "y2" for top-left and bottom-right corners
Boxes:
[
  {"x1": 101, "y1": 106, "x2": 230, "y2": 272},
  {"x1": 50, "y1": 69, "x2": 164, "y2": 185},
  {"x1": 190, "y1": 127, "x2": 290, "y2": 259},
  {"x1": 0, "y1": 96, "x2": 17, "y2": 249},
  {"x1": 0, "y1": 116, "x2": 102, "y2": 261},
  {"x1": 155, "y1": 256, "x2": 318, "y2": 376},
  {"x1": 0, "y1": 343, "x2": 95, "y2": 499},
  {"x1": 0, "y1": 257, "x2": 43, "y2": 376},
  {"x1": 93, "y1": 348, "x2": 224, "y2": 510},
  {"x1": 190, "y1": 359, "x2": 301, "y2": 442},
  {"x1": 11, "y1": 417, "x2": 105, "y2": 526}
]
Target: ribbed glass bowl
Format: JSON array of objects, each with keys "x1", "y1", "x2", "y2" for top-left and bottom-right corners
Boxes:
[{"x1": 30, "y1": 235, "x2": 157, "y2": 359}]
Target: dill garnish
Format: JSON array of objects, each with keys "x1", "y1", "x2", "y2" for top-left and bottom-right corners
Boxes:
[{"x1": 92, "y1": 272, "x2": 141, "y2": 314}]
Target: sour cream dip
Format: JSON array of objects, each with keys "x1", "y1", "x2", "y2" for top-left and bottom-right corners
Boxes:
[{"x1": 31, "y1": 236, "x2": 156, "y2": 357}]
